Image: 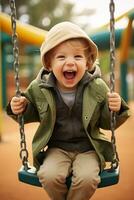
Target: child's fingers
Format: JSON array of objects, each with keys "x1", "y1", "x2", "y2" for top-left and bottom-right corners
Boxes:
[
  {"x1": 108, "y1": 103, "x2": 120, "y2": 111},
  {"x1": 107, "y1": 92, "x2": 121, "y2": 101},
  {"x1": 107, "y1": 92, "x2": 121, "y2": 112},
  {"x1": 107, "y1": 92, "x2": 120, "y2": 98},
  {"x1": 12, "y1": 96, "x2": 26, "y2": 103},
  {"x1": 19, "y1": 96, "x2": 27, "y2": 103},
  {"x1": 11, "y1": 96, "x2": 27, "y2": 114},
  {"x1": 11, "y1": 96, "x2": 26, "y2": 106},
  {"x1": 12, "y1": 106, "x2": 25, "y2": 115},
  {"x1": 108, "y1": 97, "x2": 121, "y2": 103}
]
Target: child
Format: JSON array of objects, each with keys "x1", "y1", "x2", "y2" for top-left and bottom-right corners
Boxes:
[{"x1": 7, "y1": 22, "x2": 130, "y2": 200}]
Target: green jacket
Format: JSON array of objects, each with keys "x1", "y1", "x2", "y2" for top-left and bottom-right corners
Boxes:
[{"x1": 7, "y1": 67, "x2": 130, "y2": 171}]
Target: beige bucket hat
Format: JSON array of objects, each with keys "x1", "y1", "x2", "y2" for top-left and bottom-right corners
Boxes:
[{"x1": 40, "y1": 21, "x2": 98, "y2": 70}]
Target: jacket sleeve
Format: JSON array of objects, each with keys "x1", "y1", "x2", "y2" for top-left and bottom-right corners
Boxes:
[
  {"x1": 6, "y1": 100, "x2": 40, "y2": 124},
  {"x1": 97, "y1": 79, "x2": 130, "y2": 130},
  {"x1": 21, "y1": 81, "x2": 40, "y2": 123},
  {"x1": 6, "y1": 81, "x2": 40, "y2": 124},
  {"x1": 99, "y1": 97, "x2": 130, "y2": 130},
  {"x1": 115, "y1": 98, "x2": 130, "y2": 128}
]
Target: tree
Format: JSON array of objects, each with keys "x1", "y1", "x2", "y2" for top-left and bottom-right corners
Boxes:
[
  {"x1": 1, "y1": 0, "x2": 75, "y2": 30},
  {"x1": 29, "y1": 0, "x2": 75, "y2": 30}
]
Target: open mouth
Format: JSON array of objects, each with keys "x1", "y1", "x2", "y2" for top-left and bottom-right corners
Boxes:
[{"x1": 63, "y1": 71, "x2": 76, "y2": 80}]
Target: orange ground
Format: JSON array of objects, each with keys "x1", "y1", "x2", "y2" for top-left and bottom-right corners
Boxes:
[{"x1": 0, "y1": 102, "x2": 134, "y2": 200}]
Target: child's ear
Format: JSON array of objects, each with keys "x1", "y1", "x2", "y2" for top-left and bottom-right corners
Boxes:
[
  {"x1": 45, "y1": 58, "x2": 52, "y2": 71},
  {"x1": 86, "y1": 60, "x2": 93, "y2": 70}
]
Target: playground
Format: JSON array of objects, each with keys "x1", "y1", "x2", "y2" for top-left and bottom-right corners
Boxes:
[{"x1": 0, "y1": 1, "x2": 134, "y2": 199}]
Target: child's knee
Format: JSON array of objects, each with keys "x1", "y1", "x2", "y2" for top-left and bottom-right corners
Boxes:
[
  {"x1": 37, "y1": 166, "x2": 66, "y2": 186},
  {"x1": 87, "y1": 174, "x2": 100, "y2": 188},
  {"x1": 73, "y1": 171, "x2": 100, "y2": 188}
]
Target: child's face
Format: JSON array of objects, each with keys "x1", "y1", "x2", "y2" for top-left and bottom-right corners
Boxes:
[{"x1": 48, "y1": 40, "x2": 88, "y2": 91}]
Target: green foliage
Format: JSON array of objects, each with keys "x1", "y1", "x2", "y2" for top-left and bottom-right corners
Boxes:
[
  {"x1": 100, "y1": 51, "x2": 110, "y2": 74},
  {"x1": 1, "y1": 0, "x2": 75, "y2": 30}
]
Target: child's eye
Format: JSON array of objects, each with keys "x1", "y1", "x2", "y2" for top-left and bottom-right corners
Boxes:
[
  {"x1": 56, "y1": 55, "x2": 65, "y2": 60},
  {"x1": 74, "y1": 55, "x2": 83, "y2": 59}
]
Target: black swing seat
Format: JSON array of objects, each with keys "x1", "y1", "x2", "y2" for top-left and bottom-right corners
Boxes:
[{"x1": 18, "y1": 165, "x2": 119, "y2": 188}]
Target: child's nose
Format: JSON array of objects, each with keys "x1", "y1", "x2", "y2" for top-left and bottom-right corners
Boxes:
[{"x1": 66, "y1": 57, "x2": 75, "y2": 65}]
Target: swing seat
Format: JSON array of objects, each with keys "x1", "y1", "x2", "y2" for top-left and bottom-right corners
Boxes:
[{"x1": 18, "y1": 165, "x2": 119, "y2": 188}]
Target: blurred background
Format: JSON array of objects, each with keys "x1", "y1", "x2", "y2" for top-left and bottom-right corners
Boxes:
[{"x1": 0, "y1": 0, "x2": 134, "y2": 200}]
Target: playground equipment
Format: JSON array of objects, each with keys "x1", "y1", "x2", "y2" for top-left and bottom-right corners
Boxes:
[
  {"x1": 119, "y1": 12, "x2": 134, "y2": 101},
  {"x1": 0, "y1": 12, "x2": 47, "y2": 46},
  {"x1": 90, "y1": 9, "x2": 134, "y2": 102},
  {"x1": 0, "y1": 11, "x2": 47, "y2": 113},
  {"x1": 9, "y1": 0, "x2": 120, "y2": 188}
]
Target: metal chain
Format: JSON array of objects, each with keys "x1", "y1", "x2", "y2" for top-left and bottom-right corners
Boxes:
[
  {"x1": 109, "y1": 0, "x2": 119, "y2": 169},
  {"x1": 9, "y1": 0, "x2": 29, "y2": 170}
]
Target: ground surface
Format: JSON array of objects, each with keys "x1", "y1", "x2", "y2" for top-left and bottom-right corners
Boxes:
[{"x1": 0, "y1": 102, "x2": 134, "y2": 200}]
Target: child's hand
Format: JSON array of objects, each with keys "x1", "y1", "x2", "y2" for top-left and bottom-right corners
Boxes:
[
  {"x1": 107, "y1": 92, "x2": 121, "y2": 112},
  {"x1": 10, "y1": 96, "x2": 28, "y2": 115}
]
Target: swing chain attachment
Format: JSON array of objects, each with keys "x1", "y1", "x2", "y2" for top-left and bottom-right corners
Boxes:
[
  {"x1": 9, "y1": 0, "x2": 29, "y2": 171},
  {"x1": 109, "y1": 0, "x2": 119, "y2": 170}
]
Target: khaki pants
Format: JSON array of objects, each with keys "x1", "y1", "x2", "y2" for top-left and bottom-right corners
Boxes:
[{"x1": 37, "y1": 148, "x2": 100, "y2": 200}]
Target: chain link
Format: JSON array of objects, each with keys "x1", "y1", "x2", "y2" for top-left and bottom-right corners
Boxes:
[
  {"x1": 109, "y1": 0, "x2": 119, "y2": 169},
  {"x1": 9, "y1": 0, "x2": 29, "y2": 170}
]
